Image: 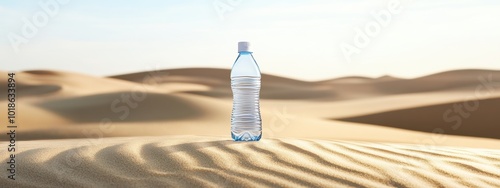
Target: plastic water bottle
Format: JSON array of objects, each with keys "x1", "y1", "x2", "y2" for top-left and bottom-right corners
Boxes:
[{"x1": 230, "y1": 41, "x2": 262, "y2": 141}]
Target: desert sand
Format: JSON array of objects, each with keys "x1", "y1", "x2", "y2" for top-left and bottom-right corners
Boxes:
[
  {"x1": 1, "y1": 68, "x2": 500, "y2": 187},
  {"x1": 2, "y1": 136, "x2": 500, "y2": 187}
]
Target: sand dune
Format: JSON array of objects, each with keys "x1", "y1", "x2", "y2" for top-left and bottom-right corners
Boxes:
[
  {"x1": 1, "y1": 68, "x2": 500, "y2": 144},
  {"x1": 2, "y1": 136, "x2": 499, "y2": 187},
  {"x1": 337, "y1": 97, "x2": 500, "y2": 139},
  {"x1": 110, "y1": 68, "x2": 327, "y2": 100},
  {"x1": 0, "y1": 70, "x2": 142, "y2": 99},
  {"x1": 38, "y1": 92, "x2": 204, "y2": 123},
  {"x1": 1, "y1": 68, "x2": 500, "y2": 187}
]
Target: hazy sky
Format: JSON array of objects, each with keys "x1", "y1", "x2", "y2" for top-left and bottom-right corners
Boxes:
[{"x1": 1, "y1": 0, "x2": 499, "y2": 81}]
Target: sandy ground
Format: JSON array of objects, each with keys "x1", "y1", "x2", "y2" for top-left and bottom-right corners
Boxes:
[
  {"x1": 1, "y1": 68, "x2": 500, "y2": 187},
  {"x1": 1, "y1": 136, "x2": 500, "y2": 187}
]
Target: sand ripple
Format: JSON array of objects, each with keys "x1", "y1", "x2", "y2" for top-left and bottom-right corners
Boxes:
[{"x1": 2, "y1": 136, "x2": 500, "y2": 187}]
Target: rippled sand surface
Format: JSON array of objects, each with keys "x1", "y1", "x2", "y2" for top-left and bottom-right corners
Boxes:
[{"x1": 2, "y1": 136, "x2": 499, "y2": 187}]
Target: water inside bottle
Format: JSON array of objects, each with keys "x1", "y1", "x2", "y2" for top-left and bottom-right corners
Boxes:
[{"x1": 231, "y1": 76, "x2": 262, "y2": 141}]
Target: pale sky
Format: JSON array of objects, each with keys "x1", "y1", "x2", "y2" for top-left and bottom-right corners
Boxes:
[{"x1": 1, "y1": 0, "x2": 499, "y2": 81}]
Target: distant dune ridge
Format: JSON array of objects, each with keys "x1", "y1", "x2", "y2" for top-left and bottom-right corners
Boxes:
[
  {"x1": 111, "y1": 68, "x2": 500, "y2": 100},
  {"x1": 1, "y1": 68, "x2": 500, "y2": 187}
]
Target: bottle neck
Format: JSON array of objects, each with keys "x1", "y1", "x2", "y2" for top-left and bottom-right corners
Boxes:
[
  {"x1": 238, "y1": 51, "x2": 252, "y2": 55},
  {"x1": 231, "y1": 50, "x2": 261, "y2": 77}
]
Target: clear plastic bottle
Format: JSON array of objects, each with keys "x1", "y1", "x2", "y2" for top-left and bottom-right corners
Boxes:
[{"x1": 230, "y1": 41, "x2": 262, "y2": 141}]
